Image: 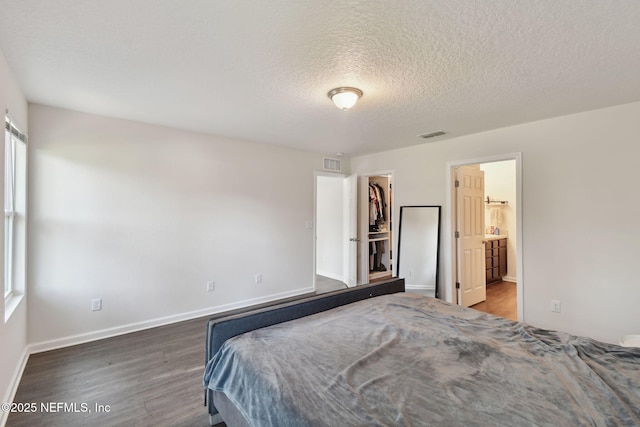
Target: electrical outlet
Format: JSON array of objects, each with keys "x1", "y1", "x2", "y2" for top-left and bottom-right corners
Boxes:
[
  {"x1": 91, "y1": 298, "x2": 102, "y2": 311},
  {"x1": 551, "y1": 300, "x2": 561, "y2": 313},
  {"x1": 255, "y1": 273, "x2": 262, "y2": 284},
  {"x1": 206, "y1": 281, "x2": 215, "y2": 292}
]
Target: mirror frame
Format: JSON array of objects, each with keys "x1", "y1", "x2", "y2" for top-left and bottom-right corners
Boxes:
[{"x1": 396, "y1": 205, "x2": 442, "y2": 298}]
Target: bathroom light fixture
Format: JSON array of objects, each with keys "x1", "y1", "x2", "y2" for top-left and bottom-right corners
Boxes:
[{"x1": 328, "y1": 87, "x2": 363, "y2": 110}]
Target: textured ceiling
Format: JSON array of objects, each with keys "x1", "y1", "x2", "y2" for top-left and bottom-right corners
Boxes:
[{"x1": 1, "y1": 1, "x2": 639, "y2": 156}]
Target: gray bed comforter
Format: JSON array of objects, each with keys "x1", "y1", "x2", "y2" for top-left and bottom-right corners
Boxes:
[{"x1": 203, "y1": 293, "x2": 640, "y2": 426}]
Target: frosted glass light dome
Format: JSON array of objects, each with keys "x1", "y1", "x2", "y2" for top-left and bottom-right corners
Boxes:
[{"x1": 328, "y1": 87, "x2": 363, "y2": 110}]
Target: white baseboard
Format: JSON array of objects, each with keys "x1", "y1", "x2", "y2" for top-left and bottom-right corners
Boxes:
[
  {"x1": 405, "y1": 284, "x2": 435, "y2": 290},
  {"x1": 28, "y1": 286, "x2": 314, "y2": 354},
  {"x1": 502, "y1": 276, "x2": 517, "y2": 283},
  {"x1": 0, "y1": 347, "x2": 29, "y2": 427}
]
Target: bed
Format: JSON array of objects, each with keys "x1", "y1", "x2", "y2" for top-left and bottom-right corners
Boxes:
[{"x1": 203, "y1": 279, "x2": 640, "y2": 426}]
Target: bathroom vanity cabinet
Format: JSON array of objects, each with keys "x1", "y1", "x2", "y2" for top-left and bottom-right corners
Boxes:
[{"x1": 485, "y1": 236, "x2": 507, "y2": 284}]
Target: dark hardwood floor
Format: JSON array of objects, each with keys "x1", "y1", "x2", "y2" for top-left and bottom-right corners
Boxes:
[
  {"x1": 470, "y1": 280, "x2": 517, "y2": 321},
  {"x1": 315, "y1": 275, "x2": 347, "y2": 293},
  {"x1": 7, "y1": 315, "x2": 217, "y2": 427},
  {"x1": 7, "y1": 282, "x2": 347, "y2": 427}
]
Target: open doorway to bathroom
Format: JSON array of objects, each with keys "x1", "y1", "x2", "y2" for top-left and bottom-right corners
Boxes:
[
  {"x1": 472, "y1": 160, "x2": 517, "y2": 320},
  {"x1": 449, "y1": 155, "x2": 521, "y2": 321}
]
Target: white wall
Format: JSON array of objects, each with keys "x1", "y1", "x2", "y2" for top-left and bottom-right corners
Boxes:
[
  {"x1": 482, "y1": 160, "x2": 517, "y2": 281},
  {"x1": 316, "y1": 175, "x2": 344, "y2": 281},
  {"x1": 0, "y1": 49, "x2": 28, "y2": 427},
  {"x1": 351, "y1": 101, "x2": 640, "y2": 344},
  {"x1": 27, "y1": 104, "x2": 325, "y2": 348}
]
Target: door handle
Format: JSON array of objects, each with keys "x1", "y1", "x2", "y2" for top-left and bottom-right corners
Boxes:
[{"x1": 349, "y1": 237, "x2": 360, "y2": 242}]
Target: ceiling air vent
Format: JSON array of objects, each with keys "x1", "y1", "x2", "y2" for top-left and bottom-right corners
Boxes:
[
  {"x1": 418, "y1": 130, "x2": 447, "y2": 139},
  {"x1": 323, "y1": 158, "x2": 342, "y2": 172}
]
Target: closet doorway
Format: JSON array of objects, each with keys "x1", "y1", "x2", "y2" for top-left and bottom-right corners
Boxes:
[{"x1": 359, "y1": 172, "x2": 394, "y2": 285}]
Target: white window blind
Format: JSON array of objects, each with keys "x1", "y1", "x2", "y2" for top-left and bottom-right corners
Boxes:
[{"x1": 4, "y1": 114, "x2": 27, "y2": 300}]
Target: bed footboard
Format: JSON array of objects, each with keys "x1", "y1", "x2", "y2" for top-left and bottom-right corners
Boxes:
[{"x1": 204, "y1": 278, "x2": 405, "y2": 422}]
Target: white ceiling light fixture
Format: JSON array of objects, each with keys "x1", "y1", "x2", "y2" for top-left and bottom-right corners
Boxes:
[{"x1": 328, "y1": 87, "x2": 363, "y2": 110}]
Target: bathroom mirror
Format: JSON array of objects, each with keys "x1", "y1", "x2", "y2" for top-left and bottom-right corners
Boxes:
[{"x1": 396, "y1": 206, "x2": 441, "y2": 298}]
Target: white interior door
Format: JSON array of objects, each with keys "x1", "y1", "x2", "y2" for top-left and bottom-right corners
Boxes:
[
  {"x1": 456, "y1": 166, "x2": 486, "y2": 307},
  {"x1": 343, "y1": 173, "x2": 358, "y2": 287}
]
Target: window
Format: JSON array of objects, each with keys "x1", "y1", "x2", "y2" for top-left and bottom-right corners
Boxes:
[{"x1": 4, "y1": 114, "x2": 27, "y2": 305}]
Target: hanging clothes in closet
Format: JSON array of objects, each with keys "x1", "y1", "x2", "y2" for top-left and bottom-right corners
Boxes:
[
  {"x1": 369, "y1": 239, "x2": 387, "y2": 272},
  {"x1": 369, "y1": 181, "x2": 388, "y2": 272},
  {"x1": 369, "y1": 182, "x2": 387, "y2": 231}
]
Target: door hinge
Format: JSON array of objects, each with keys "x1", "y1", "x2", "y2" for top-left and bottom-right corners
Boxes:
[
  {"x1": 455, "y1": 231, "x2": 460, "y2": 238},
  {"x1": 456, "y1": 282, "x2": 460, "y2": 289},
  {"x1": 455, "y1": 180, "x2": 460, "y2": 188}
]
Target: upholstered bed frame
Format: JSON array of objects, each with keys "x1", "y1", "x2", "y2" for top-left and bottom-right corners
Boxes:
[{"x1": 204, "y1": 278, "x2": 406, "y2": 425}]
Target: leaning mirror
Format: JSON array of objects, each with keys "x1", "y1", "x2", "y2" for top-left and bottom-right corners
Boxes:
[{"x1": 396, "y1": 206, "x2": 441, "y2": 298}]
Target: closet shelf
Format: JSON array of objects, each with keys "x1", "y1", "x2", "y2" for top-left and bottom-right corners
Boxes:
[{"x1": 485, "y1": 201, "x2": 508, "y2": 206}]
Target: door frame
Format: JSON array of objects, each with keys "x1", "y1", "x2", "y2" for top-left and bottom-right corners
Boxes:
[
  {"x1": 358, "y1": 170, "x2": 394, "y2": 285},
  {"x1": 313, "y1": 171, "x2": 348, "y2": 290},
  {"x1": 444, "y1": 153, "x2": 524, "y2": 322}
]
